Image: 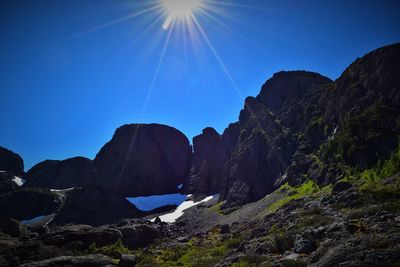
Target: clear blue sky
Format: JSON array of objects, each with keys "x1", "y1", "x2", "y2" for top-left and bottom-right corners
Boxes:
[{"x1": 1, "y1": 0, "x2": 399, "y2": 170}]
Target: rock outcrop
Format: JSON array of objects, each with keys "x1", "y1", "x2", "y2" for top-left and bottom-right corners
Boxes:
[
  {"x1": 0, "y1": 146, "x2": 24, "y2": 176},
  {"x1": 188, "y1": 43, "x2": 400, "y2": 208},
  {"x1": 0, "y1": 188, "x2": 63, "y2": 220},
  {"x1": 23, "y1": 123, "x2": 193, "y2": 198},
  {"x1": 0, "y1": 171, "x2": 20, "y2": 194},
  {"x1": 185, "y1": 128, "x2": 228, "y2": 194},
  {"x1": 188, "y1": 71, "x2": 332, "y2": 207},
  {"x1": 91, "y1": 123, "x2": 192, "y2": 196},
  {"x1": 23, "y1": 157, "x2": 92, "y2": 189},
  {"x1": 320, "y1": 43, "x2": 400, "y2": 168},
  {"x1": 52, "y1": 187, "x2": 145, "y2": 226}
]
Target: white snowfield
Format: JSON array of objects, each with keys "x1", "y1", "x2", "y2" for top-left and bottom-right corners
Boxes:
[{"x1": 150, "y1": 194, "x2": 215, "y2": 223}]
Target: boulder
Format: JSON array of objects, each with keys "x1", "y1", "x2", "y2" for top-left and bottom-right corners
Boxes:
[
  {"x1": 0, "y1": 217, "x2": 26, "y2": 237},
  {"x1": 119, "y1": 254, "x2": 137, "y2": 267},
  {"x1": 220, "y1": 224, "x2": 230, "y2": 234},
  {"x1": 333, "y1": 181, "x2": 352, "y2": 193},
  {"x1": 118, "y1": 224, "x2": 161, "y2": 249},
  {"x1": 91, "y1": 124, "x2": 192, "y2": 196},
  {"x1": 0, "y1": 146, "x2": 24, "y2": 176},
  {"x1": 294, "y1": 233, "x2": 317, "y2": 254}
]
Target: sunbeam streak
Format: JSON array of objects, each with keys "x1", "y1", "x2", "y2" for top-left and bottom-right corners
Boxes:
[
  {"x1": 140, "y1": 21, "x2": 175, "y2": 120},
  {"x1": 191, "y1": 15, "x2": 244, "y2": 100}
]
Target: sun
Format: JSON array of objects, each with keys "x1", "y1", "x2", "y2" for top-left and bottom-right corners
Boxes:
[{"x1": 160, "y1": 0, "x2": 205, "y2": 30}]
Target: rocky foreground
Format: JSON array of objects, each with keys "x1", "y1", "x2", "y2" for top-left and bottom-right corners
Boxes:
[
  {"x1": 1, "y1": 172, "x2": 400, "y2": 266},
  {"x1": 0, "y1": 43, "x2": 400, "y2": 266}
]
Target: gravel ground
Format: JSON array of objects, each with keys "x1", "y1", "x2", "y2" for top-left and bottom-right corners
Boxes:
[{"x1": 172, "y1": 192, "x2": 283, "y2": 236}]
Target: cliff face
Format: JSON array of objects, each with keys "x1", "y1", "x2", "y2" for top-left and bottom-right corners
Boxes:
[
  {"x1": 188, "y1": 43, "x2": 400, "y2": 207},
  {"x1": 0, "y1": 146, "x2": 24, "y2": 176},
  {"x1": 90, "y1": 123, "x2": 192, "y2": 196}
]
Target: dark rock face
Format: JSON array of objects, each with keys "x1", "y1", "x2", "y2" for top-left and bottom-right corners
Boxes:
[
  {"x1": 52, "y1": 187, "x2": 145, "y2": 226},
  {"x1": 118, "y1": 224, "x2": 161, "y2": 249},
  {"x1": 219, "y1": 72, "x2": 331, "y2": 207},
  {"x1": 0, "y1": 171, "x2": 19, "y2": 194},
  {"x1": 0, "y1": 146, "x2": 24, "y2": 176},
  {"x1": 257, "y1": 71, "x2": 332, "y2": 113},
  {"x1": 188, "y1": 43, "x2": 400, "y2": 208},
  {"x1": 185, "y1": 127, "x2": 230, "y2": 194},
  {"x1": 91, "y1": 123, "x2": 192, "y2": 196},
  {"x1": 0, "y1": 189, "x2": 63, "y2": 220},
  {"x1": 321, "y1": 43, "x2": 400, "y2": 168},
  {"x1": 24, "y1": 157, "x2": 92, "y2": 189}
]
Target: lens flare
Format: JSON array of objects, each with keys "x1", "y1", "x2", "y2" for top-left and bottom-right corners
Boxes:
[{"x1": 160, "y1": 0, "x2": 205, "y2": 30}]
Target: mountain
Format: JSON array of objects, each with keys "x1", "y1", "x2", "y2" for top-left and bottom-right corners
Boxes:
[
  {"x1": 186, "y1": 43, "x2": 400, "y2": 208},
  {"x1": 1, "y1": 43, "x2": 399, "y2": 266},
  {"x1": 23, "y1": 123, "x2": 192, "y2": 197}
]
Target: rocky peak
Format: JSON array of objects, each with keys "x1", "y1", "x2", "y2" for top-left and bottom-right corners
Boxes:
[
  {"x1": 0, "y1": 146, "x2": 24, "y2": 176},
  {"x1": 257, "y1": 71, "x2": 332, "y2": 113},
  {"x1": 192, "y1": 127, "x2": 220, "y2": 171},
  {"x1": 91, "y1": 123, "x2": 192, "y2": 196}
]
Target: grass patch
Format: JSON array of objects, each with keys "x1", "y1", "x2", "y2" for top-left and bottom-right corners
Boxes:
[
  {"x1": 85, "y1": 239, "x2": 130, "y2": 259},
  {"x1": 342, "y1": 144, "x2": 400, "y2": 190},
  {"x1": 134, "y1": 231, "x2": 243, "y2": 267},
  {"x1": 209, "y1": 201, "x2": 226, "y2": 214},
  {"x1": 266, "y1": 180, "x2": 319, "y2": 213}
]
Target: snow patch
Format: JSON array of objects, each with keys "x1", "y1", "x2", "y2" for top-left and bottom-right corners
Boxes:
[
  {"x1": 150, "y1": 195, "x2": 216, "y2": 223},
  {"x1": 21, "y1": 215, "x2": 45, "y2": 225},
  {"x1": 50, "y1": 188, "x2": 74, "y2": 192},
  {"x1": 12, "y1": 176, "x2": 25, "y2": 186}
]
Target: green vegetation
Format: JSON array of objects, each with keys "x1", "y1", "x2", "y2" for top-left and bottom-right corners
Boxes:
[
  {"x1": 264, "y1": 224, "x2": 293, "y2": 253},
  {"x1": 266, "y1": 180, "x2": 320, "y2": 213},
  {"x1": 323, "y1": 102, "x2": 398, "y2": 167},
  {"x1": 231, "y1": 256, "x2": 271, "y2": 266},
  {"x1": 85, "y1": 239, "x2": 130, "y2": 259},
  {"x1": 209, "y1": 201, "x2": 226, "y2": 214},
  {"x1": 134, "y1": 229, "x2": 243, "y2": 267},
  {"x1": 358, "y1": 145, "x2": 400, "y2": 189}
]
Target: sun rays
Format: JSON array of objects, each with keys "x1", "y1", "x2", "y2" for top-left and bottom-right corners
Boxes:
[{"x1": 71, "y1": 0, "x2": 266, "y2": 120}]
